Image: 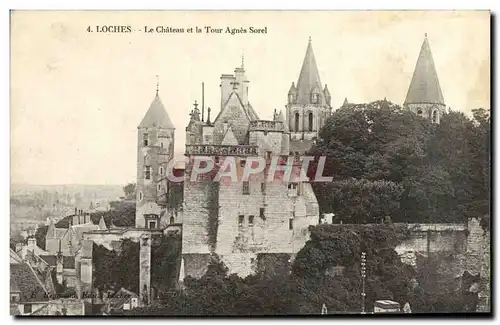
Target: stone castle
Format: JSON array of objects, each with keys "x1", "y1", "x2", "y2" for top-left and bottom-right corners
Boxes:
[
  {"x1": 132, "y1": 34, "x2": 449, "y2": 280},
  {"x1": 41, "y1": 34, "x2": 459, "y2": 306}
]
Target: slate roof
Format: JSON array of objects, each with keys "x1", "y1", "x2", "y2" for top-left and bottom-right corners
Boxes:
[
  {"x1": 139, "y1": 94, "x2": 175, "y2": 129},
  {"x1": 404, "y1": 35, "x2": 445, "y2": 106},
  {"x1": 294, "y1": 38, "x2": 327, "y2": 105},
  {"x1": 39, "y1": 255, "x2": 57, "y2": 266},
  {"x1": 246, "y1": 103, "x2": 260, "y2": 121},
  {"x1": 71, "y1": 222, "x2": 100, "y2": 240},
  {"x1": 10, "y1": 263, "x2": 49, "y2": 303}
]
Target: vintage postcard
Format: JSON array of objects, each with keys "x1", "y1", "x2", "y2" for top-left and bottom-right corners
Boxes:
[{"x1": 10, "y1": 10, "x2": 491, "y2": 316}]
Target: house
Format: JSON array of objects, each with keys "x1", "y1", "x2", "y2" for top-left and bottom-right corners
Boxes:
[{"x1": 10, "y1": 258, "x2": 51, "y2": 315}]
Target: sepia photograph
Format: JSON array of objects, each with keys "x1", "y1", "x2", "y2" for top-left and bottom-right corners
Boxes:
[{"x1": 9, "y1": 10, "x2": 491, "y2": 316}]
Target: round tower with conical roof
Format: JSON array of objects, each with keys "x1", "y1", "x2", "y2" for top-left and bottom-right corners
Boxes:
[{"x1": 404, "y1": 34, "x2": 446, "y2": 124}]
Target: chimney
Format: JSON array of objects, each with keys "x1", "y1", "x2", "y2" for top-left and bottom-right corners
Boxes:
[
  {"x1": 220, "y1": 74, "x2": 235, "y2": 109},
  {"x1": 27, "y1": 237, "x2": 36, "y2": 248}
]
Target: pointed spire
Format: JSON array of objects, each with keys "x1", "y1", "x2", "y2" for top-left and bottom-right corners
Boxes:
[
  {"x1": 156, "y1": 75, "x2": 159, "y2": 96},
  {"x1": 295, "y1": 38, "x2": 325, "y2": 105},
  {"x1": 343, "y1": 97, "x2": 349, "y2": 106},
  {"x1": 190, "y1": 101, "x2": 200, "y2": 121},
  {"x1": 324, "y1": 84, "x2": 330, "y2": 96},
  {"x1": 139, "y1": 90, "x2": 175, "y2": 129},
  {"x1": 241, "y1": 53, "x2": 245, "y2": 69},
  {"x1": 404, "y1": 34, "x2": 445, "y2": 106},
  {"x1": 206, "y1": 107, "x2": 212, "y2": 124},
  {"x1": 201, "y1": 82, "x2": 205, "y2": 122},
  {"x1": 277, "y1": 110, "x2": 288, "y2": 132}
]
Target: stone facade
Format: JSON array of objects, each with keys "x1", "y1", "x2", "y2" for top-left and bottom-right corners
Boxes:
[
  {"x1": 181, "y1": 53, "x2": 320, "y2": 279},
  {"x1": 286, "y1": 38, "x2": 332, "y2": 154},
  {"x1": 135, "y1": 93, "x2": 176, "y2": 228}
]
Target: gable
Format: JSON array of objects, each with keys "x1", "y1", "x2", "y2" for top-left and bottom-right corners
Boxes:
[
  {"x1": 221, "y1": 126, "x2": 239, "y2": 145},
  {"x1": 213, "y1": 92, "x2": 251, "y2": 144}
]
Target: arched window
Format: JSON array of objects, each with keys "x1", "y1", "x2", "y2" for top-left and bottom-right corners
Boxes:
[
  {"x1": 159, "y1": 166, "x2": 164, "y2": 175},
  {"x1": 294, "y1": 112, "x2": 300, "y2": 131},
  {"x1": 170, "y1": 216, "x2": 175, "y2": 224},
  {"x1": 432, "y1": 110, "x2": 438, "y2": 124},
  {"x1": 308, "y1": 112, "x2": 313, "y2": 132},
  {"x1": 139, "y1": 192, "x2": 143, "y2": 201},
  {"x1": 417, "y1": 109, "x2": 423, "y2": 117}
]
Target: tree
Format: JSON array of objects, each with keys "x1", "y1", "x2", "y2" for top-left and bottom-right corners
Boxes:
[
  {"x1": 34, "y1": 224, "x2": 48, "y2": 250},
  {"x1": 308, "y1": 100, "x2": 490, "y2": 224},
  {"x1": 123, "y1": 183, "x2": 136, "y2": 200}
]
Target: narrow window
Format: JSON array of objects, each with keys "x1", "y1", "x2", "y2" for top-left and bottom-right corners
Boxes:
[
  {"x1": 417, "y1": 109, "x2": 423, "y2": 117},
  {"x1": 238, "y1": 215, "x2": 244, "y2": 228},
  {"x1": 432, "y1": 110, "x2": 438, "y2": 124},
  {"x1": 214, "y1": 156, "x2": 220, "y2": 164},
  {"x1": 160, "y1": 142, "x2": 163, "y2": 148},
  {"x1": 148, "y1": 221, "x2": 156, "y2": 229},
  {"x1": 157, "y1": 183, "x2": 161, "y2": 191},
  {"x1": 289, "y1": 218, "x2": 294, "y2": 230},
  {"x1": 170, "y1": 216, "x2": 175, "y2": 224},
  {"x1": 261, "y1": 182, "x2": 266, "y2": 193},
  {"x1": 240, "y1": 159, "x2": 246, "y2": 168},
  {"x1": 308, "y1": 112, "x2": 313, "y2": 132},
  {"x1": 159, "y1": 166, "x2": 164, "y2": 175},
  {"x1": 260, "y1": 208, "x2": 265, "y2": 218},
  {"x1": 145, "y1": 166, "x2": 151, "y2": 180},
  {"x1": 249, "y1": 215, "x2": 254, "y2": 227},
  {"x1": 294, "y1": 112, "x2": 300, "y2": 132},
  {"x1": 143, "y1": 133, "x2": 149, "y2": 147},
  {"x1": 266, "y1": 151, "x2": 272, "y2": 160},
  {"x1": 243, "y1": 181, "x2": 250, "y2": 195},
  {"x1": 139, "y1": 192, "x2": 143, "y2": 201}
]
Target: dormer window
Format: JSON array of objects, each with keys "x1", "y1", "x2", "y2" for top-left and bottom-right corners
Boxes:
[{"x1": 311, "y1": 93, "x2": 319, "y2": 104}]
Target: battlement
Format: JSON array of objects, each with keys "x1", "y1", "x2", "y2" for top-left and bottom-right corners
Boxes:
[
  {"x1": 249, "y1": 120, "x2": 285, "y2": 133},
  {"x1": 185, "y1": 144, "x2": 258, "y2": 156}
]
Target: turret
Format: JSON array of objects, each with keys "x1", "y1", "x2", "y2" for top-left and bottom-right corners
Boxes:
[
  {"x1": 135, "y1": 78, "x2": 175, "y2": 228},
  {"x1": 404, "y1": 34, "x2": 446, "y2": 124}
]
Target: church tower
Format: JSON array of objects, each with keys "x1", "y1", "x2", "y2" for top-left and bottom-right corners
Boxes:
[
  {"x1": 135, "y1": 82, "x2": 175, "y2": 228},
  {"x1": 404, "y1": 34, "x2": 446, "y2": 124},
  {"x1": 287, "y1": 37, "x2": 332, "y2": 154}
]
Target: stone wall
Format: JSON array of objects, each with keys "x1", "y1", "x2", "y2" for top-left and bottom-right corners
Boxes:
[
  {"x1": 393, "y1": 217, "x2": 490, "y2": 313},
  {"x1": 135, "y1": 127, "x2": 174, "y2": 228},
  {"x1": 181, "y1": 155, "x2": 319, "y2": 278}
]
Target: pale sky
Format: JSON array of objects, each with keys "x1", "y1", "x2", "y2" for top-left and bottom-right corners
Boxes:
[{"x1": 10, "y1": 11, "x2": 490, "y2": 185}]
